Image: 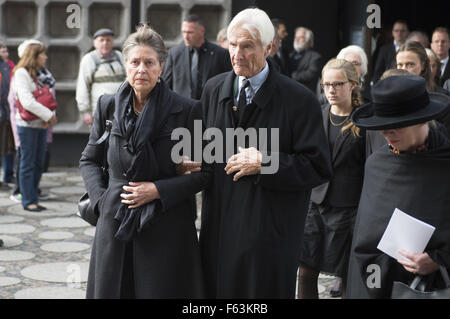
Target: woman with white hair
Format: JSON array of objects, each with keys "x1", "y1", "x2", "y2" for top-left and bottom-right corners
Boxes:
[
  {"x1": 337, "y1": 45, "x2": 368, "y2": 79},
  {"x1": 216, "y1": 27, "x2": 229, "y2": 49},
  {"x1": 337, "y1": 45, "x2": 371, "y2": 103}
]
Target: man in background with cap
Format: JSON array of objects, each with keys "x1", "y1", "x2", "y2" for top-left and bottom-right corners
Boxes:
[{"x1": 76, "y1": 28, "x2": 125, "y2": 126}]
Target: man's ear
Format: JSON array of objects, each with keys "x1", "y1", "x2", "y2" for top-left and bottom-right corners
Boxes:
[
  {"x1": 264, "y1": 42, "x2": 273, "y2": 57},
  {"x1": 199, "y1": 24, "x2": 206, "y2": 36}
]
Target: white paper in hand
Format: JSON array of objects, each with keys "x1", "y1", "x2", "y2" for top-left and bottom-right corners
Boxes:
[{"x1": 377, "y1": 208, "x2": 435, "y2": 261}]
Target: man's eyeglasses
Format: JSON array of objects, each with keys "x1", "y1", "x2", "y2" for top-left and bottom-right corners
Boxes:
[{"x1": 321, "y1": 81, "x2": 349, "y2": 90}]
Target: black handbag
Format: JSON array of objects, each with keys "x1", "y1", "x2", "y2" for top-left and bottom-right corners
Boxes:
[
  {"x1": 77, "y1": 119, "x2": 112, "y2": 226},
  {"x1": 391, "y1": 266, "x2": 450, "y2": 299},
  {"x1": 0, "y1": 121, "x2": 16, "y2": 156}
]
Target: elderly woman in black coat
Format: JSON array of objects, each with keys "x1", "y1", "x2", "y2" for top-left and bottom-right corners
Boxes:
[
  {"x1": 80, "y1": 25, "x2": 207, "y2": 298},
  {"x1": 348, "y1": 75, "x2": 450, "y2": 298}
]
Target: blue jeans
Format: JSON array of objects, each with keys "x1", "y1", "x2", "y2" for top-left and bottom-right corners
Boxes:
[
  {"x1": 17, "y1": 126, "x2": 47, "y2": 207},
  {"x1": 2, "y1": 153, "x2": 15, "y2": 182}
]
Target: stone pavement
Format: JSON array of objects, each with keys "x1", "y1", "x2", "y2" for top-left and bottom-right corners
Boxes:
[{"x1": 0, "y1": 167, "x2": 339, "y2": 299}]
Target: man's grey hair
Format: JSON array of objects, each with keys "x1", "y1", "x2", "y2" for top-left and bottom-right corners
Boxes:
[
  {"x1": 295, "y1": 27, "x2": 314, "y2": 48},
  {"x1": 337, "y1": 45, "x2": 368, "y2": 77},
  {"x1": 227, "y1": 8, "x2": 274, "y2": 48}
]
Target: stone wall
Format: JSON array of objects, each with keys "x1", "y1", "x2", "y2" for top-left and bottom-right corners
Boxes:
[
  {"x1": 0, "y1": 0, "x2": 231, "y2": 135},
  {"x1": 141, "y1": 0, "x2": 231, "y2": 48}
]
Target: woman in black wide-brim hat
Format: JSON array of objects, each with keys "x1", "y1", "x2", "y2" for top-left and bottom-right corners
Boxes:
[
  {"x1": 366, "y1": 42, "x2": 450, "y2": 158},
  {"x1": 347, "y1": 74, "x2": 450, "y2": 298}
]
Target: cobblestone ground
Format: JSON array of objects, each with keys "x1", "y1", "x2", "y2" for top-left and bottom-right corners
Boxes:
[{"x1": 0, "y1": 167, "x2": 339, "y2": 299}]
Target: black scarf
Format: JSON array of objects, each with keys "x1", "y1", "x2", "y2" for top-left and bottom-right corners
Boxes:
[
  {"x1": 36, "y1": 67, "x2": 56, "y2": 88},
  {"x1": 111, "y1": 79, "x2": 174, "y2": 242}
]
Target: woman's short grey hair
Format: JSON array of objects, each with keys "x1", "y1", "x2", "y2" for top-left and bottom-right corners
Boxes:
[
  {"x1": 216, "y1": 27, "x2": 227, "y2": 42},
  {"x1": 337, "y1": 45, "x2": 368, "y2": 77},
  {"x1": 227, "y1": 8, "x2": 274, "y2": 49},
  {"x1": 122, "y1": 25, "x2": 167, "y2": 63}
]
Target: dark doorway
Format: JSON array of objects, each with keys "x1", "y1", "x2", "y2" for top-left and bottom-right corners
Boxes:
[
  {"x1": 375, "y1": 0, "x2": 449, "y2": 37},
  {"x1": 232, "y1": 0, "x2": 450, "y2": 59}
]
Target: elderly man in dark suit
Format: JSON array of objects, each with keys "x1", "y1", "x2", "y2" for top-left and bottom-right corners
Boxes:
[
  {"x1": 199, "y1": 8, "x2": 332, "y2": 298},
  {"x1": 372, "y1": 20, "x2": 409, "y2": 82},
  {"x1": 163, "y1": 15, "x2": 231, "y2": 100},
  {"x1": 431, "y1": 27, "x2": 450, "y2": 87},
  {"x1": 289, "y1": 27, "x2": 322, "y2": 93}
]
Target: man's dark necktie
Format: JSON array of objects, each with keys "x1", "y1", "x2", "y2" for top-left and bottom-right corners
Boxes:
[
  {"x1": 237, "y1": 79, "x2": 250, "y2": 122},
  {"x1": 190, "y1": 48, "x2": 199, "y2": 99}
]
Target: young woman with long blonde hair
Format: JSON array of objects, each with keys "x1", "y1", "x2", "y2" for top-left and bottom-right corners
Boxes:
[{"x1": 298, "y1": 59, "x2": 366, "y2": 299}]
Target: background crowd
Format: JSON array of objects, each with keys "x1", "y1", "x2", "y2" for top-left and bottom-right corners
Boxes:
[{"x1": 1, "y1": 8, "x2": 449, "y2": 300}]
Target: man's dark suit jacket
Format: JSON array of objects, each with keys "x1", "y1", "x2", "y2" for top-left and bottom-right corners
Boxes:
[
  {"x1": 163, "y1": 40, "x2": 231, "y2": 100},
  {"x1": 274, "y1": 45, "x2": 290, "y2": 76},
  {"x1": 439, "y1": 59, "x2": 450, "y2": 87},
  {"x1": 310, "y1": 104, "x2": 366, "y2": 208},
  {"x1": 372, "y1": 43, "x2": 396, "y2": 83},
  {"x1": 444, "y1": 78, "x2": 450, "y2": 92},
  {"x1": 289, "y1": 49, "x2": 322, "y2": 93},
  {"x1": 266, "y1": 56, "x2": 280, "y2": 72}
]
